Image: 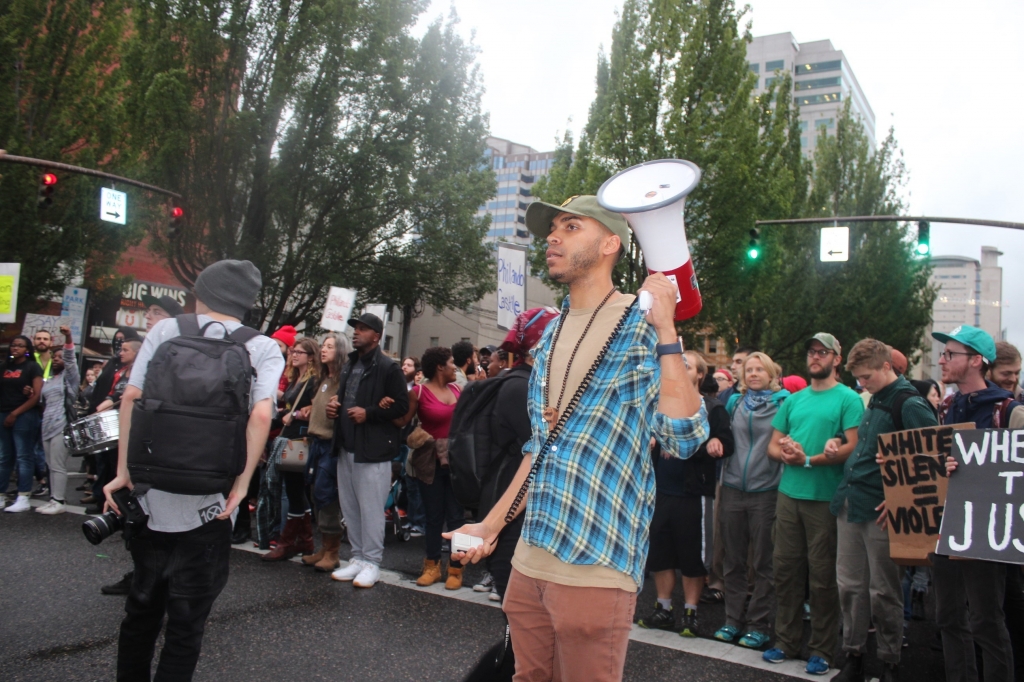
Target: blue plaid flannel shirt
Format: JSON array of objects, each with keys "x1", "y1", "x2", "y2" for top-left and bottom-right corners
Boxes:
[{"x1": 520, "y1": 298, "x2": 709, "y2": 587}]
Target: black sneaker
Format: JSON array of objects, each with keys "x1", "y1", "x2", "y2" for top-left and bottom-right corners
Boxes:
[
  {"x1": 679, "y1": 608, "x2": 699, "y2": 638},
  {"x1": 881, "y1": 662, "x2": 900, "y2": 682},
  {"x1": 637, "y1": 603, "x2": 675, "y2": 631},
  {"x1": 32, "y1": 484, "x2": 49, "y2": 498},
  {"x1": 101, "y1": 571, "x2": 134, "y2": 596},
  {"x1": 832, "y1": 654, "x2": 864, "y2": 682}
]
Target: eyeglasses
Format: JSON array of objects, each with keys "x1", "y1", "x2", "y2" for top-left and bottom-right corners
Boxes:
[
  {"x1": 939, "y1": 350, "x2": 976, "y2": 362},
  {"x1": 806, "y1": 348, "x2": 835, "y2": 358},
  {"x1": 290, "y1": 349, "x2": 309, "y2": 356}
]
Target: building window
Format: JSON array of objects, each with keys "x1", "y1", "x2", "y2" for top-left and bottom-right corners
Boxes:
[
  {"x1": 795, "y1": 92, "x2": 841, "y2": 106},
  {"x1": 794, "y1": 59, "x2": 841, "y2": 74},
  {"x1": 461, "y1": 337, "x2": 471, "y2": 343},
  {"x1": 801, "y1": 136, "x2": 808, "y2": 147},
  {"x1": 764, "y1": 76, "x2": 781, "y2": 88},
  {"x1": 813, "y1": 117, "x2": 835, "y2": 129},
  {"x1": 708, "y1": 337, "x2": 718, "y2": 354},
  {"x1": 794, "y1": 76, "x2": 842, "y2": 91},
  {"x1": 520, "y1": 187, "x2": 532, "y2": 196},
  {"x1": 799, "y1": 120, "x2": 808, "y2": 131},
  {"x1": 766, "y1": 59, "x2": 785, "y2": 71},
  {"x1": 430, "y1": 337, "x2": 439, "y2": 347},
  {"x1": 748, "y1": 62, "x2": 760, "y2": 74}
]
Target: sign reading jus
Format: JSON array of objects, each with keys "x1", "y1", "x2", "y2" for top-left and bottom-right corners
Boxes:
[{"x1": 938, "y1": 429, "x2": 1024, "y2": 565}]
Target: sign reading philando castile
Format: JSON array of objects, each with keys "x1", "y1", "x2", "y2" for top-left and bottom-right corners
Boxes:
[{"x1": 937, "y1": 429, "x2": 1024, "y2": 564}]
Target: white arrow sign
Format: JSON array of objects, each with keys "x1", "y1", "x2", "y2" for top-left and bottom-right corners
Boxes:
[
  {"x1": 100, "y1": 187, "x2": 127, "y2": 225},
  {"x1": 820, "y1": 226, "x2": 849, "y2": 262}
]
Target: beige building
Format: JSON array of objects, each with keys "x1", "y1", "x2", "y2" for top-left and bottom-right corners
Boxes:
[{"x1": 919, "y1": 246, "x2": 1003, "y2": 380}]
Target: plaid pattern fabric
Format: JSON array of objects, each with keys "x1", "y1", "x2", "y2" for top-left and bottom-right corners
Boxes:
[{"x1": 520, "y1": 298, "x2": 709, "y2": 587}]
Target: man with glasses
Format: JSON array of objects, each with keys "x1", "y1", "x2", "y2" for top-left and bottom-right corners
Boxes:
[
  {"x1": 932, "y1": 325, "x2": 1020, "y2": 682},
  {"x1": 762, "y1": 333, "x2": 864, "y2": 676}
]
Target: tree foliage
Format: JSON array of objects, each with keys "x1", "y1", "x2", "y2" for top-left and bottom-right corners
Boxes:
[
  {"x1": 533, "y1": 0, "x2": 933, "y2": 374},
  {"x1": 0, "y1": 0, "x2": 143, "y2": 311},
  {"x1": 123, "y1": 1, "x2": 496, "y2": 330}
]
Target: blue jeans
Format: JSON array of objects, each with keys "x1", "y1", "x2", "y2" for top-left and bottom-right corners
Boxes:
[{"x1": 0, "y1": 410, "x2": 42, "y2": 494}]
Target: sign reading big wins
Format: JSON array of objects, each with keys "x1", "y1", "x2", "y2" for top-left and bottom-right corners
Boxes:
[
  {"x1": 116, "y1": 281, "x2": 191, "y2": 330},
  {"x1": 937, "y1": 429, "x2": 1024, "y2": 564}
]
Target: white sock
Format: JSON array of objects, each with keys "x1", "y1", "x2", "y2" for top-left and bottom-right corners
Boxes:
[
  {"x1": 657, "y1": 598, "x2": 672, "y2": 611},
  {"x1": 684, "y1": 603, "x2": 699, "y2": 612}
]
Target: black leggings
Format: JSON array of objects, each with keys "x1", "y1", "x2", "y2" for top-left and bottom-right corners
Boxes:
[{"x1": 281, "y1": 471, "x2": 309, "y2": 515}]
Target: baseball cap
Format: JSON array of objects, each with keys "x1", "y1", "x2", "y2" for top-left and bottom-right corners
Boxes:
[
  {"x1": 141, "y1": 294, "x2": 185, "y2": 318},
  {"x1": 525, "y1": 195, "x2": 631, "y2": 251},
  {"x1": 348, "y1": 312, "x2": 384, "y2": 335},
  {"x1": 931, "y1": 325, "x2": 996, "y2": 363},
  {"x1": 806, "y1": 332, "x2": 842, "y2": 355}
]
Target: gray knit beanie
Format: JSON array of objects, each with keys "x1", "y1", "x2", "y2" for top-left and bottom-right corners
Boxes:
[{"x1": 193, "y1": 259, "x2": 262, "y2": 320}]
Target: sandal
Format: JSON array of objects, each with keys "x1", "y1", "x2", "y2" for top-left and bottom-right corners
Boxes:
[
  {"x1": 713, "y1": 625, "x2": 740, "y2": 643},
  {"x1": 738, "y1": 630, "x2": 771, "y2": 649}
]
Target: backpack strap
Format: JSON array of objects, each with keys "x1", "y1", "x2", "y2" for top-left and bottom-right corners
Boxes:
[
  {"x1": 176, "y1": 313, "x2": 201, "y2": 337},
  {"x1": 871, "y1": 389, "x2": 919, "y2": 432},
  {"x1": 938, "y1": 393, "x2": 955, "y2": 424},
  {"x1": 228, "y1": 325, "x2": 260, "y2": 344},
  {"x1": 993, "y1": 398, "x2": 1018, "y2": 428},
  {"x1": 725, "y1": 393, "x2": 740, "y2": 416}
]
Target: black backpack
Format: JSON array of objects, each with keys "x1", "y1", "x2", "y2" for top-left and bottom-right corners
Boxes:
[
  {"x1": 449, "y1": 372, "x2": 522, "y2": 509},
  {"x1": 127, "y1": 314, "x2": 259, "y2": 495},
  {"x1": 870, "y1": 389, "x2": 923, "y2": 432}
]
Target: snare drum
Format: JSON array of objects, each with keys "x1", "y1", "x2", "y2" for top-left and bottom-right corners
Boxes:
[{"x1": 66, "y1": 411, "x2": 120, "y2": 455}]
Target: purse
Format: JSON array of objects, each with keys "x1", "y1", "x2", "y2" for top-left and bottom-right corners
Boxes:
[{"x1": 277, "y1": 438, "x2": 310, "y2": 473}]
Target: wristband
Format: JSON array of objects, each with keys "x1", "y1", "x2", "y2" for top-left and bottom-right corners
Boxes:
[
  {"x1": 804, "y1": 456, "x2": 813, "y2": 468},
  {"x1": 656, "y1": 341, "x2": 684, "y2": 359}
]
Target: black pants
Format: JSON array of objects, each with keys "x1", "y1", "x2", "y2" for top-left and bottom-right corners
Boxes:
[
  {"x1": 117, "y1": 520, "x2": 231, "y2": 682},
  {"x1": 94, "y1": 448, "x2": 117, "y2": 501},
  {"x1": 932, "y1": 553, "x2": 1014, "y2": 682},
  {"x1": 486, "y1": 515, "x2": 524, "y2": 599},
  {"x1": 418, "y1": 463, "x2": 464, "y2": 561},
  {"x1": 281, "y1": 470, "x2": 309, "y2": 515},
  {"x1": 1006, "y1": 566, "x2": 1024, "y2": 682}
]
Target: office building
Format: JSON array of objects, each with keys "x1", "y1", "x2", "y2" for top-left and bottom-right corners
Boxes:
[
  {"x1": 918, "y1": 246, "x2": 1004, "y2": 381},
  {"x1": 747, "y1": 33, "x2": 875, "y2": 156},
  {"x1": 481, "y1": 136, "x2": 556, "y2": 245}
]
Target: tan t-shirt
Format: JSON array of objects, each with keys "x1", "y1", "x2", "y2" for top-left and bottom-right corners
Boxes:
[
  {"x1": 511, "y1": 293, "x2": 638, "y2": 593},
  {"x1": 307, "y1": 376, "x2": 341, "y2": 440}
]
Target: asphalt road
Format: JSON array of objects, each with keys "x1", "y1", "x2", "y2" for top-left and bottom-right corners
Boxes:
[{"x1": 1, "y1": 479, "x2": 951, "y2": 682}]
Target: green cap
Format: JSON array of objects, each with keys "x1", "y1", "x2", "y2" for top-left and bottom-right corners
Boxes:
[
  {"x1": 525, "y1": 195, "x2": 631, "y2": 249},
  {"x1": 806, "y1": 332, "x2": 842, "y2": 355},
  {"x1": 931, "y1": 325, "x2": 996, "y2": 362}
]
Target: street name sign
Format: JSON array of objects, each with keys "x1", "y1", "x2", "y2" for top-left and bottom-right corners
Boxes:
[
  {"x1": 100, "y1": 188, "x2": 127, "y2": 225},
  {"x1": 819, "y1": 226, "x2": 849, "y2": 262}
]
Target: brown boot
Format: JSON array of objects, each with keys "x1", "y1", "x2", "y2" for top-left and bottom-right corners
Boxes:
[
  {"x1": 445, "y1": 564, "x2": 463, "y2": 590},
  {"x1": 301, "y1": 534, "x2": 326, "y2": 566},
  {"x1": 314, "y1": 533, "x2": 342, "y2": 572},
  {"x1": 262, "y1": 516, "x2": 301, "y2": 561},
  {"x1": 295, "y1": 512, "x2": 315, "y2": 557},
  {"x1": 416, "y1": 559, "x2": 442, "y2": 586}
]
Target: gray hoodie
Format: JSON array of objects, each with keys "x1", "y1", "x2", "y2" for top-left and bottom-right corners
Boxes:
[
  {"x1": 721, "y1": 390, "x2": 789, "y2": 493},
  {"x1": 40, "y1": 346, "x2": 79, "y2": 442}
]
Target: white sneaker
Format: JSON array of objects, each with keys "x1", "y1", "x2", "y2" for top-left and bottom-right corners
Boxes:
[
  {"x1": 488, "y1": 589, "x2": 502, "y2": 602},
  {"x1": 36, "y1": 500, "x2": 66, "y2": 515},
  {"x1": 4, "y1": 495, "x2": 31, "y2": 513},
  {"x1": 331, "y1": 560, "x2": 364, "y2": 582},
  {"x1": 0, "y1": 496, "x2": 6, "y2": 510},
  {"x1": 353, "y1": 562, "x2": 380, "y2": 588},
  {"x1": 473, "y1": 572, "x2": 494, "y2": 592}
]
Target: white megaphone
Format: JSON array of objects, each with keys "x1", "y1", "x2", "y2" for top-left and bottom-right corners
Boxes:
[{"x1": 597, "y1": 159, "x2": 702, "y2": 321}]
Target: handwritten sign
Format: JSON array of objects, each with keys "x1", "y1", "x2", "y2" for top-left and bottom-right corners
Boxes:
[
  {"x1": 877, "y1": 425, "x2": 972, "y2": 565},
  {"x1": 22, "y1": 313, "x2": 73, "y2": 346},
  {"x1": 0, "y1": 263, "x2": 20, "y2": 323},
  {"x1": 938, "y1": 429, "x2": 1024, "y2": 564},
  {"x1": 497, "y1": 243, "x2": 527, "y2": 330},
  {"x1": 319, "y1": 287, "x2": 357, "y2": 332}
]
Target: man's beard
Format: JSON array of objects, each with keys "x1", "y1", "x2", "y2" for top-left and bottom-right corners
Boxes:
[
  {"x1": 549, "y1": 238, "x2": 602, "y2": 285},
  {"x1": 808, "y1": 365, "x2": 834, "y2": 380}
]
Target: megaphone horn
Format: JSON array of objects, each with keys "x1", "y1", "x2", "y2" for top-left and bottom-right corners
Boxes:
[{"x1": 597, "y1": 159, "x2": 702, "y2": 321}]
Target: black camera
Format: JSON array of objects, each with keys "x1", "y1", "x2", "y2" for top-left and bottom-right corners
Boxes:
[{"x1": 82, "y1": 487, "x2": 148, "y2": 545}]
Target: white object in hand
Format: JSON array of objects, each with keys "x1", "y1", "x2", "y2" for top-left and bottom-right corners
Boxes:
[
  {"x1": 638, "y1": 290, "x2": 653, "y2": 314},
  {"x1": 451, "y1": 532, "x2": 484, "y2": 553}
]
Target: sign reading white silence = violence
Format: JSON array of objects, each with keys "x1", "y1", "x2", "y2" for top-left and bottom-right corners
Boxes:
[{"x1": 937, "y1": 429, "x2": 1024, "y2": 564}]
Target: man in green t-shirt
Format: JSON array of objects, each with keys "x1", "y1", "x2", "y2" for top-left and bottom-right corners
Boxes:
[{"x1": 762, "y1": 333, "x2": 864, "y2": 676}]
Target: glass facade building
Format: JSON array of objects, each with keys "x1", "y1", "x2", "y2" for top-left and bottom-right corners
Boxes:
[{"x1": 480, "y1": 137, "x2": 556, "y2": 245}]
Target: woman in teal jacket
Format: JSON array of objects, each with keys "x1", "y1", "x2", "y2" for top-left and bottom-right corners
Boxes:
[{"x1": 713, "y1": 351, "x2": 790, "y2": 649}]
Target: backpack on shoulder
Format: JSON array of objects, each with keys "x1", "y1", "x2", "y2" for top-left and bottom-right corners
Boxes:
[
  {"x1": 448, "y1": 372, "x2": 521, "y2": 509},
  {"x1": 127, "y1": 314, "x2": 259, "y2": 496}
]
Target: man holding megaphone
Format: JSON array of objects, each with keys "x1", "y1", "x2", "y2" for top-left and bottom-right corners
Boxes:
[{"x1": 447, "y1": 193, "x2": 709, "y2": 682}]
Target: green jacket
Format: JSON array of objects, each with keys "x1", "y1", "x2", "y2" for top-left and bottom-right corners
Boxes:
[{"x1": 830, "y1": 375, "x2": 938, "y2": 523}]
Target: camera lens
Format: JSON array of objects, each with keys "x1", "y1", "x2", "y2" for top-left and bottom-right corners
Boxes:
[{"x1": 82, "y1": 511, "x2": 123, "y2": 545}]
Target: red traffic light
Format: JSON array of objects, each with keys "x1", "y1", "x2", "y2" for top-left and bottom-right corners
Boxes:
[
  {"x1": 171, "y1": 206, "x2": 184, "y2": 218},
  {"x1": 41, "y1": 173, "x2": 58, "y2": 186}
]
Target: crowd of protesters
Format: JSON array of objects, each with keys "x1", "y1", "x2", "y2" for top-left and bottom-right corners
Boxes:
[{"x1": 4, "y1": 297, "x2": 1024, "y2": 682}]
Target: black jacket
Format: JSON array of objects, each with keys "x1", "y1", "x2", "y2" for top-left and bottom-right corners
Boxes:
[
  {"x1": 479, "y1": 364, "x2": 533, "y2": 516},
  {"x1": 652, "y1": 395, "x2": 734, "y2": 498},
  {"x1": 331, "y1": 345, "x2": 409, "y2": 463}
]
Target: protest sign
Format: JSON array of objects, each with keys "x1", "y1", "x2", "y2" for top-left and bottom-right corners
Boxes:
[
  {"x1": 877, "y1": 424, "x2": 973, "y2": 565},
  {"x1": 319, "y1": 287, "x2": 357, "y2": 332},
  {"x1": 22, "y1": 313, "x2": 73, "y2": 346},
  {"x1": 496, "y1": 243, "x2": 527, "y2": 330},
  {"x1": 937, "y1": 428, "x2": 1024, "y2": 564},
  {"x1": 0, "y1": 263, "x2": 20, "y2": 323}
]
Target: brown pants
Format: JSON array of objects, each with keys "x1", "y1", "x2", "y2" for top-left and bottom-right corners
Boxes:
[{"x1": 504, "y1": 569, "x2": 637, "y2": 682}]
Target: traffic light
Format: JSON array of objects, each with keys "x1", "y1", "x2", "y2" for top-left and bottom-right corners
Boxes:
[
  {"x1": 747, "y1": 228, "x2": 761, "y2": 260},
  {"x1": 168, "y1": 206, "x2": 184, "y2": 238},
  {"x1": 37, "y1": 173, "x2": 57, "y2": 209},
  {"x1": 916, "y1": 221, "x2": 930, "y2": 256}
]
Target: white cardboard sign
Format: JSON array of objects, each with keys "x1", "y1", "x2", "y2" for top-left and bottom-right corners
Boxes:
[{"x1": 319, "y1": 287, "x2": 357, "y2": 332}]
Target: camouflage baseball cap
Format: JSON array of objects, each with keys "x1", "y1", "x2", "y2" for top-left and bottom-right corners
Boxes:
[{"x1": 525, "y1": 195, "x2": 631, "y2": 250}]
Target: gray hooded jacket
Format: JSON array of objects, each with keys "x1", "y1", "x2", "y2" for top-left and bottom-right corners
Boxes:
[{"x1": 721, "y1": 390, "x2": 789, "y2": 493}]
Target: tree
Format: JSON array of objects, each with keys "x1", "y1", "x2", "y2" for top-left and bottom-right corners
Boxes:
[
  {"x1": 123, "y1": 1, "x2": 495, "y2": 331},
  {"x1": 0, "y1": 0, "x2": 143, "y2": 312}
]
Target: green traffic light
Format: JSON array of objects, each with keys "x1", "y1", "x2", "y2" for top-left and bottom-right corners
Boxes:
[
  {"x1": 748, "y1": 247, "x2": 760, "y2": 260},
  {"x1": 916, "y1": 242, "x2": 930, "y2": 256}
]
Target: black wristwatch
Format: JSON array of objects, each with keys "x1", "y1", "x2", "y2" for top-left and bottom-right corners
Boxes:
[{"x1": 656, "y1": 341, "x2": 684, "y2": 359}]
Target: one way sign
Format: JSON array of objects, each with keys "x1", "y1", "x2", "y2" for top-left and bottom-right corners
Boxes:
[
  {"x1": 820, "y1": 226, "x2": 849, "y2": 262},
  {"x1": 100, "y1": 187, "x2": 127, "y2": 225}
]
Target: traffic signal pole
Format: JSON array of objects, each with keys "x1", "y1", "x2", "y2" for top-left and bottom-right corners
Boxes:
[
  {"x1": 0, "y1": 149, "x2": 182, "y2": 199},
  {"x1": 754, "y1": 215, "x2": 1024, "y2": 231}
]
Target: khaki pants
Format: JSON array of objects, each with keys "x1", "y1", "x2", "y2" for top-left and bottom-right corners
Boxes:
[
  {"x1": 504, "y1": 569, "x2": 636, "y2": 682},
  {"x1": 836, "y1": 504, "x2": 904, "y2": 664},
  {"x1": 773, "y1": 492, "x2": 840, "y2": 664}
]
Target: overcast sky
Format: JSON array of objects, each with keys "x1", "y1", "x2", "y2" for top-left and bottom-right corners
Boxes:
[{"x1": 418, "y1": 0, "x2": 1024, "y2": 344}]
